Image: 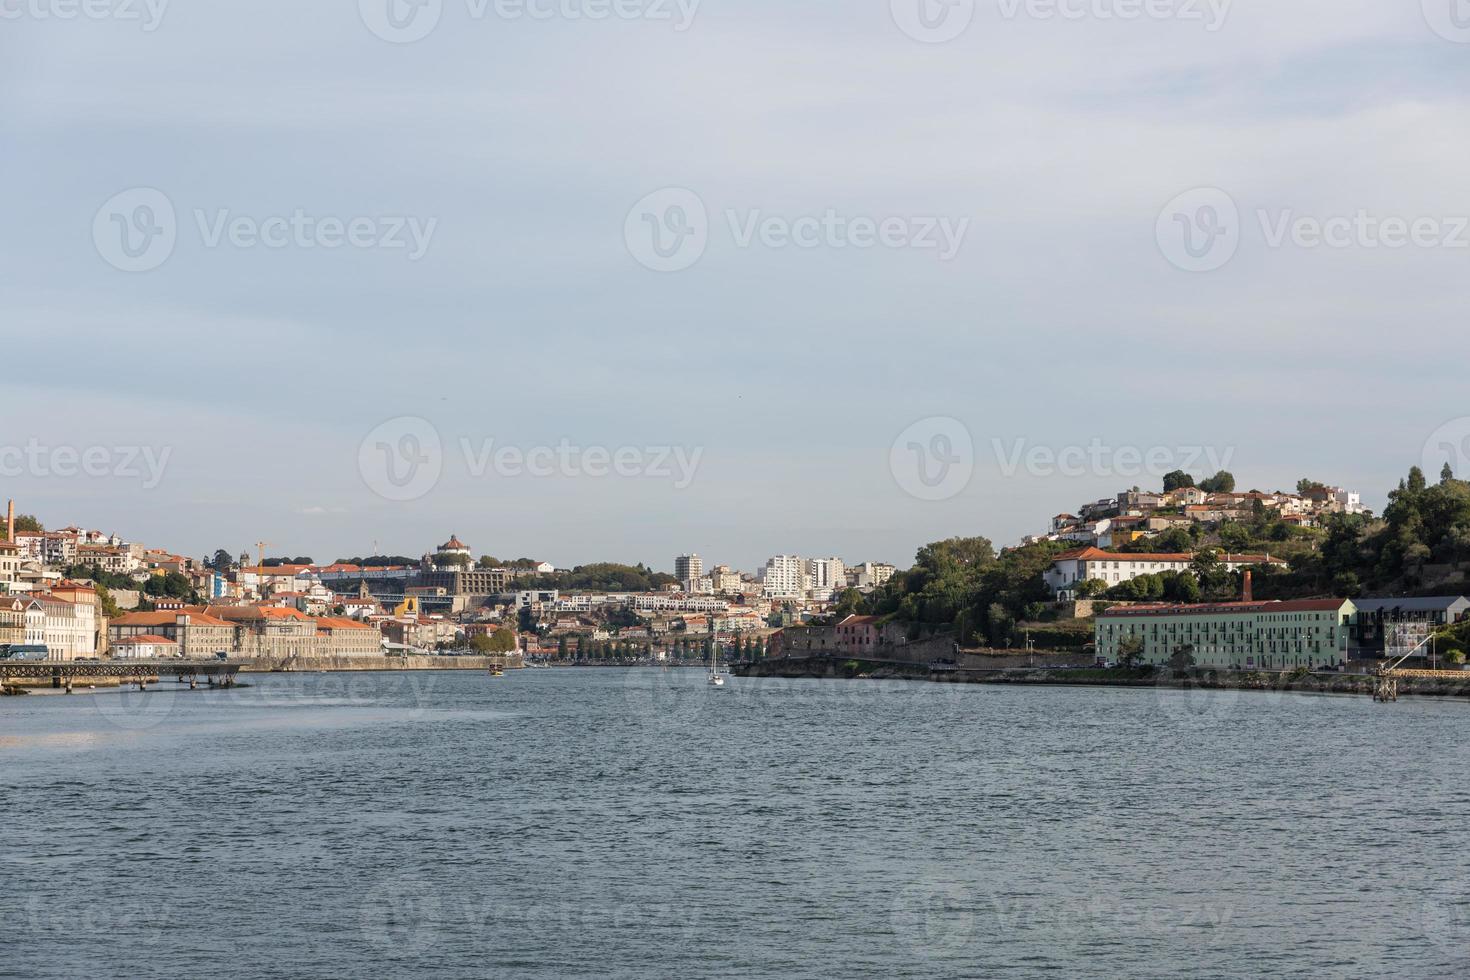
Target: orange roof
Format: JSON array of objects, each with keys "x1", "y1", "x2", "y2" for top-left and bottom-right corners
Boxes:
[
  {"x1": 1099, "y1": 599, "x2": 1348, "y2": 618},
  {"x1": 1053, "y1": 547, "x2": 1285, "y2": 566},
  {"x1": 316, "y1": 617, "x2": 372, "y2": 631},
  {"x1": 112, "y1": 609, "x2": 233, "y2": 628}
]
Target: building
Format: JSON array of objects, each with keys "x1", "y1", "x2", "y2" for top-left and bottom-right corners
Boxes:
[
  {"x1": 1095, "y1": 599, "x2": 1357, "y2": 670},
  {"x1": 806, "y1": 558, "x2": 847, "y2": 598},
  {"x1": 849, "y1": 562, "x2": 896, "y2": 591},
  {"x1": 0, "y1": 539, "x2": 19, "y2": 590},
  {"x1": 1347, "y1": 596, "x2": 1470, "y2": 658},
  {"x1": 315, "y1": 617, "x2": 382, "y2": 658},
  {"x1": 709, "y1": 564, "x2": 744, "y2": 595},
  {"x1": 761, "y1": 555, "x2": 808, "y2": 599},
  {"x1": 674, "y1": 554, "x2": 704, "y2": 591},
  {"x1": 30, "y1": 589, "x2": 99, "y2": 660},
  {"x1": 109, "y1": 609, "x2": 236, "y2": 658},
  {"x1": 1043, "y1": 548, "x2": 1288, "y2": 598},
  {"x1": 111, "y1": 634, "x2": 179, "y2": 659},
  {"x1": 433, "y1": 534, "x2": 473, "y2": 567},
  {"x1": 835, "y1": 614, "x2": 880, "y2": 655},
  {"x1": 0, "y1": 595, "x2": 36, "y2": 646},
  {"x1": 205, "y1": 606, "x2": 318, "y2": 659}
]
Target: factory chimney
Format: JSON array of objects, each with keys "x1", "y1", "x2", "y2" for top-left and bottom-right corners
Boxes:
[
  {"x1": 1242, "y1": 569, "x2": 1253, "y2": 603},
  {"x1": 6, "y1": 499, "x2": 12, "y2": 544}
]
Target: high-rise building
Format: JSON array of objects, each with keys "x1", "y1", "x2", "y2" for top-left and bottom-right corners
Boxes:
[
  {"x1": 761, "y1": 555, "x2": 808, "y2": 599},
  {"x1": 806, "y1": 558, "x2": 847, "y2": 597},
  {"x1": 674, "y1": 554, "x2": 703, "y2": 590}
]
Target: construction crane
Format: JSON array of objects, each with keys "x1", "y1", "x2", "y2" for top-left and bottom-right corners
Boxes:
[
  {"x1": 1374, "y1": 626, "x2": 1436, "y2": 703},
  {"x1": 253, "y1": 541, "x2": 273, "y2": 570}
]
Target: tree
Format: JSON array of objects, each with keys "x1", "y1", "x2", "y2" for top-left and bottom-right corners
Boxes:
[
  {"x1": 7, "y1": 514, "x2": 43, "y2": 535},
  {"x1": 1443, "y1": 463, "x2": 1456, "y2": 484},
  {"x1": 94, "y1": 583, "x2": 123, "y2": 619},
  {"x1": 1297, "y1": 479, "x2": 1324, "y2": 495},
  {"x1": 1217, "y1": 522, "x2": 1252, "y2": 551},
  {"x1": 557, "y1": 636, "x2": 568, "y2": 659},
  {"x1": 1198, "y1": 471, "x2": 1236, "y2": 493},
  {"x1": 1168, "y1": 645, "x2": 1197, "y2": 672},
  {"x1": 1075, "y1": 579, "x2": 1109, "y2": 598},
  {"x1": 1118, "y1": 635, "x2": 1146, "y2": 669},
  {"x1": 1163, "y1": 471, "x2": 1196, "y2": 492},
  {"x1": 1408, "y1": 466, "x2": 1428, "y2": 493}
]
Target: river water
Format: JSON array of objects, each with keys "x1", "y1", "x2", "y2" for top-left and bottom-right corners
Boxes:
[{"x1": 1, "y1": 668, "x2": 1467, "y2": 979}]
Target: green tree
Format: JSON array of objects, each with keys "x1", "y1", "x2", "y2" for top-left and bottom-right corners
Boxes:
[
  {"x1": 1443, "y1": 463, "x2": 1456, "y2": 484},
  {"x1": 1163, "y1": 470, "x2": 1196, "y2": 492},
  {"x1": 1198, "y1": 471, "x2": 1236, "y2": 493},
  {"x1": 1118, "y1": 635, "x2": 1146, "y2": 669},
  {"x1": 1168, "y1": 645, "x2": 1197, "y2": 672},
  {"x1": 7, "y1": 514, "x2": 43, "y2": 535},
  {"x1": 1217, "y1": 521, "x2": 1252, "y2": 551}
]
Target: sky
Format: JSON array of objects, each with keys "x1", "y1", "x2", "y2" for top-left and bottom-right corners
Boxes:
[{"x1": 2, "y1": 0, "x2": 1469, "y2": 574}]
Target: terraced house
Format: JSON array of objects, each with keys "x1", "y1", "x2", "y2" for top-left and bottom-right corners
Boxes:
[{"x1": 1095, "y1": 599, "x2": 1357, "y2": 670}]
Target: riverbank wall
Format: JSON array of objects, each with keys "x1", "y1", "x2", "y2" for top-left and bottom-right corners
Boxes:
[
  {"x1": 242, "y1": 654, "x2": 520, "y2": 672},
  {"x1": 733, "y1": 656, "x2": 1470, "y2": 699}
]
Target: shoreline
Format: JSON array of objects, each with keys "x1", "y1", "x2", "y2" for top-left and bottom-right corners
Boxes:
[{"x1": 732, "y1": 656, "x2": 1470, "y2": 700}]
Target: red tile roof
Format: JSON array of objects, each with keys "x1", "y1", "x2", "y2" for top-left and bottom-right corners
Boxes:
[{"x1": 1099, "y1": 599, "x2": 1349, "y2": 618}]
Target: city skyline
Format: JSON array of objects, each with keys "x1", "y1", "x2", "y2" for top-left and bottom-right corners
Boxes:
[{"x1": 5, "y1": 2, "x2": 1468, "y2": 579}]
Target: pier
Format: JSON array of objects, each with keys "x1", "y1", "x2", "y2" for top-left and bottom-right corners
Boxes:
[{"x1": 0, "y1": 659, "x2": 248, "y2": 693}]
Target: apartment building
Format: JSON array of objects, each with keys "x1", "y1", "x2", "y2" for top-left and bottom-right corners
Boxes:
[
  {"x1": 762, "y1": 555, "x2": 808, "y2": 599},
  {"x1": 806, "y1": 558, "x2": 846, "y2": 598},
  {"x1": 1095, "y1": 599, "x2": 1357, "y2": 670},
  {"x1": 674, "y1": 554, "x2": 704, "y2": 591}
]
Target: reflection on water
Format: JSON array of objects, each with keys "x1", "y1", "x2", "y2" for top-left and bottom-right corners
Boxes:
[{"x1": 2, "y1": 669, "x2": 1467, "y2": 979}]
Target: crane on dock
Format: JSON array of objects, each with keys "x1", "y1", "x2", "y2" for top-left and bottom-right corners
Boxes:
[{"x1": 1374, "y1": 626, "x2": 1436, "y2": 703}]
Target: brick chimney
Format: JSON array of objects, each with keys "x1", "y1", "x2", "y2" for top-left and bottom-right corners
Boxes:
[
  {"x1": 6, "y1": 500, "x2": 12, "y2": 544},
  {"x1": 1242, "y1": 569, "x2": 1253, "y2": 602}
]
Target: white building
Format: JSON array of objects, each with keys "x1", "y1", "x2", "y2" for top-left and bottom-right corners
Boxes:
[
  {"x1": 806, "y1": 558, "x2": 847, "y2": 598},
  {"x1": 1043, "y1": 547, "x2": 1289, "y2": 598},
  {"x1": 32, "y1": 592, "x2": 99, "y2": 660},
  {"x1": 761, "y1": 555, "x2": 808, "y2": 599},
  {"x1": 112, "y1": 634, "x2": 180, "y2": 659},
  {"x1": 849, "y1": 562, "x2": 896, "y2": 590}
]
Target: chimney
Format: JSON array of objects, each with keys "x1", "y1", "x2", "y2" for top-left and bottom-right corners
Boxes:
[
  {"x1": 6, "y1": 500, "x2": 12, "y2": 544},
  {"x1": 1242, "y1": 569, "x2": 1253, "y2": 603}
]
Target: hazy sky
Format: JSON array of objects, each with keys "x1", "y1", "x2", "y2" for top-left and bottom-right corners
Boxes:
[{"x1": 3, "y1": 1, "x2": 1468, "y2": 573}]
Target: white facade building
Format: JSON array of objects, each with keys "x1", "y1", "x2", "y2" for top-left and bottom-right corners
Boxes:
[
  {"x1": 1044, "y1": 547, "x2": 1289, "y2": 598},
  {"x1": 806, "y1": 558, "x2": 847, "y2": 598},
  {"x1": 761, "y1": 555, "x2": 809, "y2": 599}
]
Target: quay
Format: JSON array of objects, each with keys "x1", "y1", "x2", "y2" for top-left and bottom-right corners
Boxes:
[{"x1": 0, "y1": 658, "x2": 248, "y2": 694}]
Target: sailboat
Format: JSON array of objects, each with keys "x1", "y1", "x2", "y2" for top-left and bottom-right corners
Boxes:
[{"x1": 708, "y1": 644, "x2": 726, "y2": 687}]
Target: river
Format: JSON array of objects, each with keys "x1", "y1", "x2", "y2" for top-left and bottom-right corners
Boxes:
[{"x1": 1, "y1": 668, "x2": 1466, "y2": 978}]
